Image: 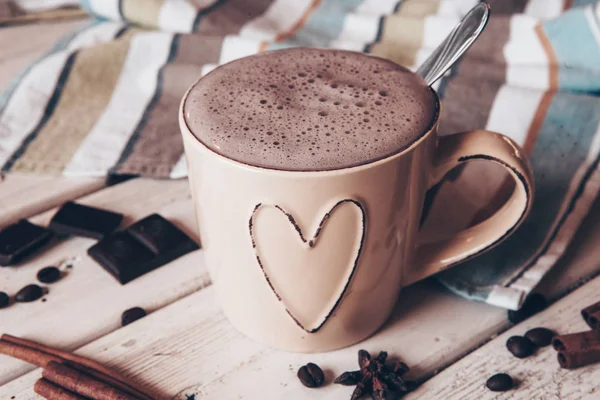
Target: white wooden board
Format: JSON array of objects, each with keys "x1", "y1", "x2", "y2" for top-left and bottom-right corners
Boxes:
[
  {"x1": 0, "y1": 280, "x2": 506, "y2": 399},
  {"x1": 409, "y1": 274, "x2": 600, "y2": 400},
  {"x1": 0, "y1": 173, "x2": 104, "y2": 229},
  {"x1": 0, "y1": 178, "x2": 209, "y2": 385}
]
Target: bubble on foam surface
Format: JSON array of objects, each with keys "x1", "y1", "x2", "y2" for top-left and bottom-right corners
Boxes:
[{"x1": 184, "y1": 48, "x2": 436, "y2": 171}]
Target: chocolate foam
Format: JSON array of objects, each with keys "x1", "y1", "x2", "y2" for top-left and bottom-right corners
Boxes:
[{"x1": 183, "y1": 48, "x2": 437, "y2": 171}]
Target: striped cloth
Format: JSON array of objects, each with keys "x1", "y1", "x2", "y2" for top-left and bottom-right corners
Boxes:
[{"x1": 1, "y1": 0, "x2": 600, "y2": 309}]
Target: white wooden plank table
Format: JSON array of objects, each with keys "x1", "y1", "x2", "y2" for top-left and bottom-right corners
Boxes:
[{"x1": 2, "y1": 17, "x2": 600, "y2": 400}]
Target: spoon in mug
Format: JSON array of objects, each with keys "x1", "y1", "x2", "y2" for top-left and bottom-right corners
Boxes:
[{"x1": 416, "y1": 3, "x2": 490, "y2": 86}]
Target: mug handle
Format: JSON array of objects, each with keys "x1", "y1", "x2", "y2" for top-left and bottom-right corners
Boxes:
[{"x1": 405, "y1": 130, "x2": 534, "y2": 285}]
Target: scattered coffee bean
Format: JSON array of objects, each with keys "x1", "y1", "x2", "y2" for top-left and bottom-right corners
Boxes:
[
  {"x1": 37, "y1": 266, "x2": 61, "y2": 284},
  {"x1": 506, "y1": 336, "x2": 535, "y2": 358},
  {"x1": 486, "y1": 373, "x2": 513, "y2": 392},
  {"x1": 525, "y1": 327, "x2": 555, "y2": 347},
  {"x1": 14, "y1": 284, "x2": 44, "y2": 303},
  {"x1": 121, "y1": 307, "x2": 147, "y2": 326},
  {"x1": 508, "y1": 293, "x2": 547, "y2": 324},
  {"x1": 297, "y1": 363, "x2": 325, "y2": 388},
  {"x1": 0, "y1": 291, "x2": 9, "y2": 308}
]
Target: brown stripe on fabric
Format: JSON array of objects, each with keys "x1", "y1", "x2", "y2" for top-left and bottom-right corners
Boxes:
[
  {"x1": 114, "y1": 35, "x2": 225, "y2": 176},
  {"x1": 524, "y1": 25, "x2": 559, "y2": 154},
  {"x1": 274, "y1": 0, "x2": 322, "y2": 42},
  {"x1": 486, "y1": 0, "x2": 529, "y2": 14},
  {"x1": 436, "y1": 15, "x2": 512, "y2": 226},
  {"x1": 438, "y1": 15, "x2": 511, "y2": 135},
  {"x1": 121, "y1": 0, "x2": 163, "y2": 29},
  {"x1": 468, "y1": 21, "x2": 560, "y2": 226},
  {"x1": 195, "y1": 0, "x2": 275, "y2": 36},
  {"x1": 563, "y1": 0, "x2": 575, "y2": 10},
  {"x1": 258, "y1": 40, "x2": 269, "y2": 52},
  {"x1": 11, "y1": 38, "x2": 132, "y2": 174},
  {"x1": 368, "y1": 16, "x2": 424, "y2": 67},
  {"x1": 367, "y1": 0, "x2": 439, "y2": 67},
  {"x1": 394, "y1": 0, "x2": 439, "y2": 17}
]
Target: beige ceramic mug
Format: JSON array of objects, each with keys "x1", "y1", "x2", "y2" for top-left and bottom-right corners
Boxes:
[{"x1": 179, "y1": 62, "x2": 534, "y2": 353}]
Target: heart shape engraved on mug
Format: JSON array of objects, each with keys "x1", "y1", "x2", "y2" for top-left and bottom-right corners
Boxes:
[{"x1": 249, "y1": 200, "x2": 366, "y2": 333}]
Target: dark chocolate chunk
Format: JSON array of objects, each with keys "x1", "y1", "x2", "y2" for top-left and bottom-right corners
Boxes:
[
  {"x1": 49, "y1": 201, "x2": 123, "y2": 240},
  {"x1": 0, "y1": 291, "x2": 9, "y2": 308},
  {"x1": 14, "y1": 284, "x2": 44, "y2": 302},
  {"x1": 87, "y1": 232, "x2": 155, "y2": 284},
  {"x1": 127, "y1": 214, "x2": 199, "y2": 255},
  {"x1": 87, "y1": 215, "x2": 198, "y2": 284},
  {"x1": 0, "y1": 220, "x2": 53, "y2": 266},
  {"x1": 525, "y1": 327, "x2": 555, "y2": 347},
  {"x1": 121, "y1": 307, "x2": 147, "y2": 326},
  {"x1": 486, "y1": 373, "x2": 513, "y2": 392},
  {"x1": 506, "y1": 336, "x2": 535, "y2": 358},
  {"x1": 37, "y1": 266, "x2": 61, "y2": 284},
  {"x1": 508, "y1": 293, "x2": 547, "y2": 324},
  {"x1": 297, "y1": 363, "x2": 325, "y2": 388}
]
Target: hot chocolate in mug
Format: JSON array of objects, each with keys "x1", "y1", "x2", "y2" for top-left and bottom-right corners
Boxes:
[{"x1": 179, "y1": 48, "x2": 534, "y2": 352}]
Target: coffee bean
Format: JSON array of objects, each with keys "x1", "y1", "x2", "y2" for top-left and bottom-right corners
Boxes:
[
  {"x1": 486, "y1": 373, "x2": 513, "y2": 392},
  {"x1": 121, "y1": 307, "x2": 147, "y2": 326},
  {"x1": 508, "y1": 293, "x2": 547, "y2": 324},
  {"x1": 297, "y1": 363, "x2": 325, "y2": 388},
  {"x1": 37, "y1": 266, "x2": 61, "y2": 284},
  {"x1": 525, "y1": 327, "x2": 555, "y2": 347},
  {"x1": 506, "y1": 336, "x2": 535, "y2": 358},
  {"x1": 0, "y1": 291, "x2": 9, "y2": 308},
  {"x1": 14, "y1": 284, "x2": 43, "y2": 302}
]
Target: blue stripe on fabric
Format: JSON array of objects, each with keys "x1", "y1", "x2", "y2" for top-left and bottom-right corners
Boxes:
[
  {"x1": 268, "y1": 0, "x2": 364, "y2": 50},
  {"x1": 2, "y1": 52, "x2": 80, "y2": 172},
  {"x1": 109, "y1": 34, "x2": 181, "y2": 175},
  {"x1": 79, "y1": 0, "x2": 93, "y2": 14},
  {"x1": 543, "y1": 8, "x2": 600, "y2": 92},
  {"x1": 572, "y1": 0, "x2": 598, "y2": 8},
  {"x1": 437, "y1": 92, "x2": 600, "y2": 300}
]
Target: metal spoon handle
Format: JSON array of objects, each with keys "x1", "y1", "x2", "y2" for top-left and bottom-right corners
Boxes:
[{"x1": 416, "y1": 3, "x2": 490, "y2": 86}]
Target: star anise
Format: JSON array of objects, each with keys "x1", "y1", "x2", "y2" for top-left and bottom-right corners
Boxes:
[{"x1": 334, "y1": 350, "x2": 410, "y2": 400}]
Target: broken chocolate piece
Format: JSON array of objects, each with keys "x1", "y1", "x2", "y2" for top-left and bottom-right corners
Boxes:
[
  {"x1": 49, "y1": 202, "x2": 123, "y2": 240},
  {"x1": 126, "y1": 214, "x2": 198, "y2": 255},
  {"x1": 87, "y1": 214, "x2": 198, "y2": 284},
  {"x1": 87, "y1": 232, "x2": 155, "y2": 284},
  {"x1": 0, "y1": 220, "x2": 53, "y2": 266}
]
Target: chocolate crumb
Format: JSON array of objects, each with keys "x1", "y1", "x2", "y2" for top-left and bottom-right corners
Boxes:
[
  {"x1": 0, "y1": 292, "x2": 9, "y2": 308},
  {"x1": 506, "y1": 336, "x2": 535, "y2": 358},
  {"x1": 486, "y1": 373, "x2": 513, "y2": 392},
  {"x1": 37, "y1": 266, "x2": 61, "y2": 284},
  {"x1": 121, "y1": 307, "x2": 147, "y2": 326},
  {"x1": 508, "y1": 294, "x2": 547, "y2": 324},
  {"x1": 525, "y1": 327, "x2": 555, "y2": 347},
  {"x1": 297, "y1": 363, "x2": 325, "y2": 388},
  {"x1": 14, "y1": 284, "x2": 44, "y2": 302}
]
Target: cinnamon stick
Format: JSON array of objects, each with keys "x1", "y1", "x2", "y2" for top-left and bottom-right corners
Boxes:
[
  {"x1": 557, "y1": 345, "x2": 600, "y2": 369},
  {"x1": 43, "y1": 360, "x2": 139, "y2": 400},
  {"x1": 582, "y1": 301, "x2": 600, "y2": 329},
  {"x1": 0, "y1": 334, "x2": 152, "y2": 400},
  {"x1": 552, "y1": 330, "x2": 600, "y2": 352},
  {"x1": 0, "y1": 340, "x2": 62, "y2": 367},
  {"x1": 34, "y1": 378, "x2": 87, "y2": 400}
]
